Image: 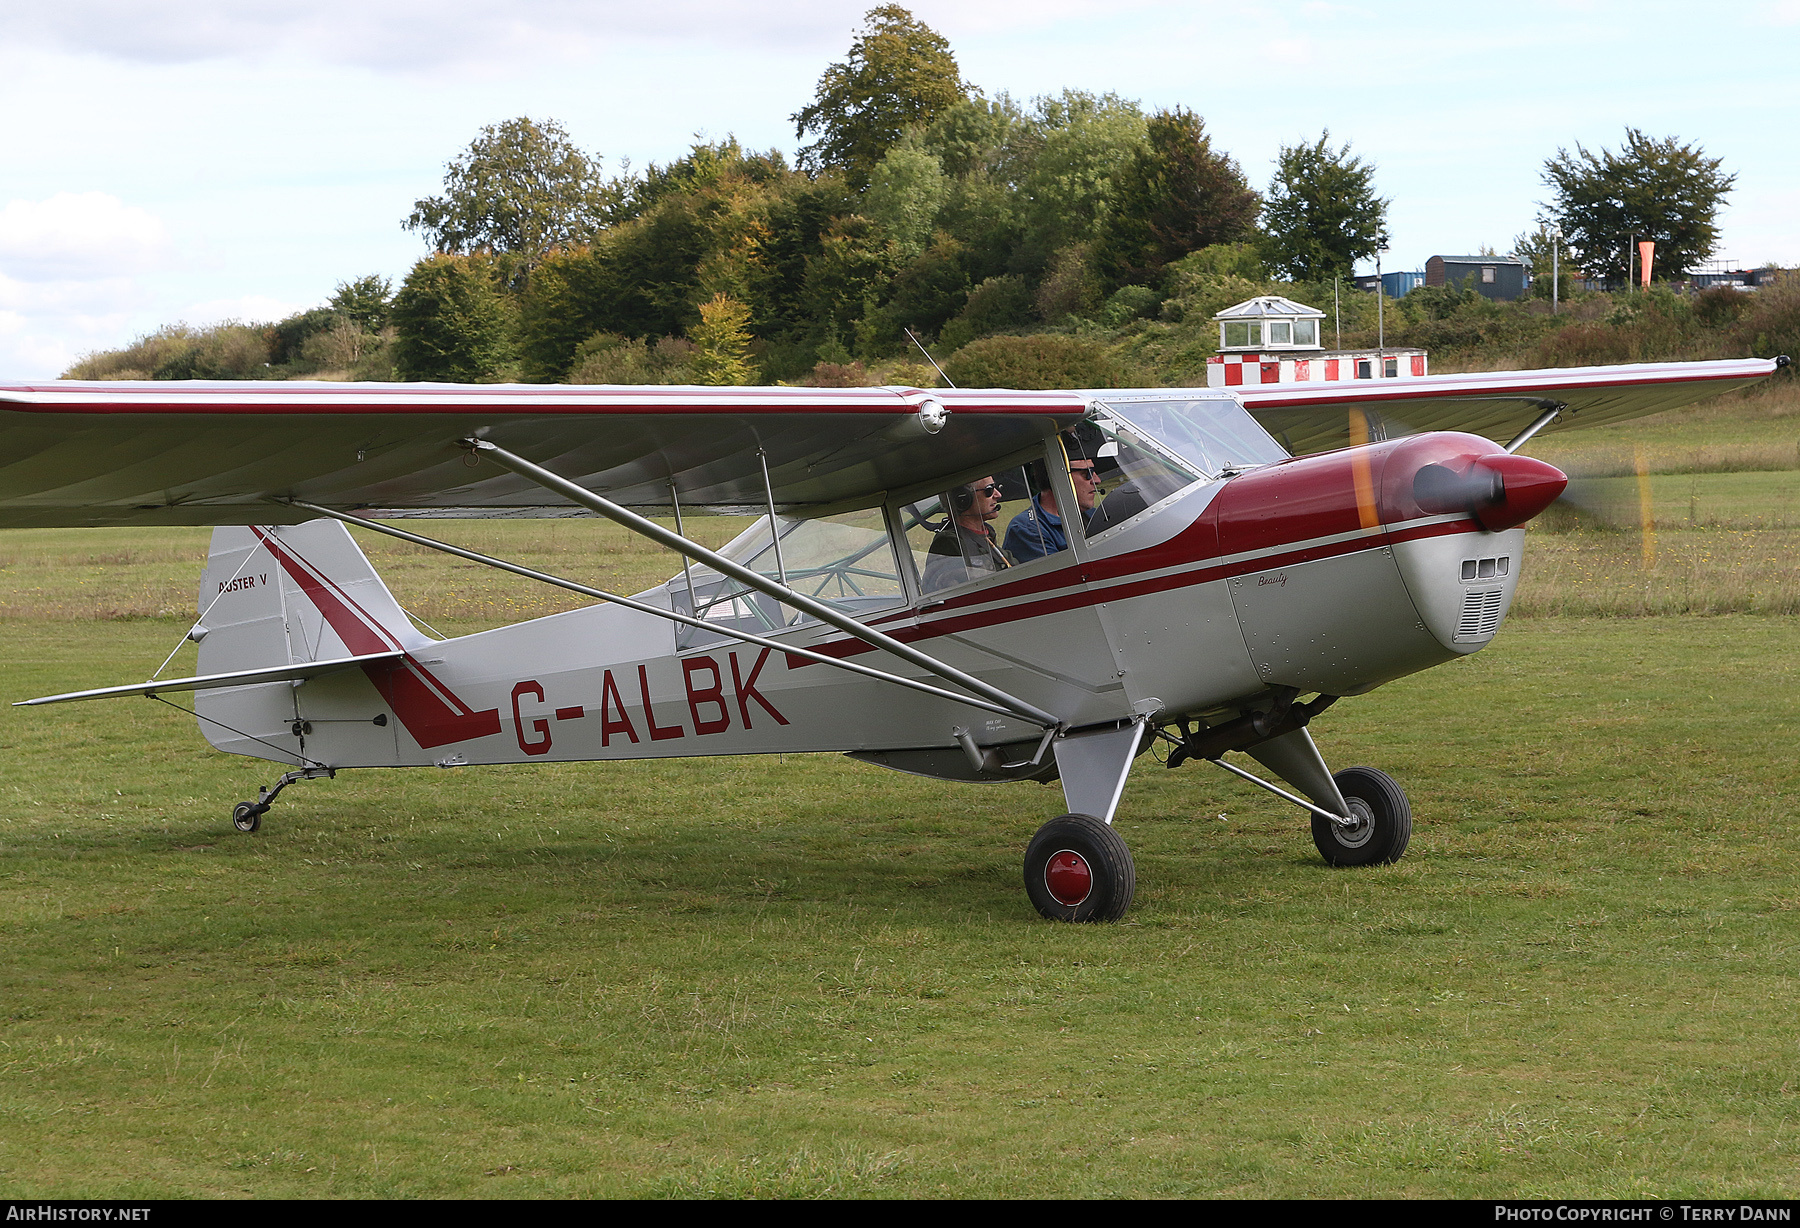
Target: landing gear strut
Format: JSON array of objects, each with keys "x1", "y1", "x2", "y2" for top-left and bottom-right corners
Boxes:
[{"x1": 231, "y1": 766, "x2": 335, "y2": 832}]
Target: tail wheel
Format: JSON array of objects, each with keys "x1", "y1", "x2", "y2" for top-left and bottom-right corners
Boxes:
[
  {"x1": 1311, "y1": 766, "x2": 1411, "y2": 867},
  {"x1": 232, "y1": 802, "x2": 263, "y2": 833},
  {"x1": 1024, "y1": 814, "x2": 1135, "y2": 922}
]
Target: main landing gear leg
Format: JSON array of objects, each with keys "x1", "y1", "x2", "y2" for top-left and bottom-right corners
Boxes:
[
  {"x1": 1023, "y1": 722, "x2": 1145, "y2": 923},
  {"x1": 232, "y1": 766, "x2": 335, "y2": 833},
  {"x1": 1163, "y1": 720, "x2": 1412, "y2": 867}
]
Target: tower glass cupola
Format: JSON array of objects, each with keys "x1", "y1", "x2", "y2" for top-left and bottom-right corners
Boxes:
[{"x1": 1213, "y1": 295, "x2": 1326, "y2": 351}]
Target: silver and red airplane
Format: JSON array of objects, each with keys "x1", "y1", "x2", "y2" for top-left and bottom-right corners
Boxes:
[{"x1": 3, "y1": 356, "x2": 1784, "y2": 920}]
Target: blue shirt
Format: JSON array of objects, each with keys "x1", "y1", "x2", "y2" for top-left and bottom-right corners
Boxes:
[{"x1": 1003, "y1": 498, "x2": 1068, "y2": 563}]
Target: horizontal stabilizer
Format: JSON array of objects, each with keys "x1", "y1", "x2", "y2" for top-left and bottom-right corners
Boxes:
[{"x1": 14, "y1": 650, "x2": 406, "y2": 707}]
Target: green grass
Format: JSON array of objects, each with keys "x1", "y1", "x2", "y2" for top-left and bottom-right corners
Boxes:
[
  {"x1": 0, "y1": 518, "x2": 744, "y2": 629},
  {"x1": 1556, "y1": 470, "x2": 1800, "y2": 529},
  {"x1": 4, "y1": 618, "x2": 1800, "y2": 1196}
]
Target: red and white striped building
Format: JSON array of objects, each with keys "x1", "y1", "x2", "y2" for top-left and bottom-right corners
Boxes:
[{"x1": 1206, "y1": 295, "x2": 1427, "y2": 388}]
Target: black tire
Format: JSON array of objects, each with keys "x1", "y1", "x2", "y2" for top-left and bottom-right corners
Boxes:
[
  {"x1": 1311, "y1": 766, "x2": 1411, "y2": 866},
  {"x1": 1023, "y1": 814, "x2": 1135, "y2": 922},
  {"x1": 232, "y1": 802, "x2": 262, "y2": 833}
]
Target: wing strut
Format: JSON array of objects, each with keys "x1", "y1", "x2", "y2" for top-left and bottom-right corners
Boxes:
[
  {"x1": 459, "y1": 438, "x2": 1063, "y2": 730},
  {"x1": 1504, "y1": 400, "x2": 1567, "y2": 454},
  {"x1": 288, "y1": 502, "x2": 1050, "y2": 729}
]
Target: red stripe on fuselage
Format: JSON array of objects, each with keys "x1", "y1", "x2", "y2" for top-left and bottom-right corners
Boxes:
[
  {"x1": 787, "y1": 443, "x2": 1486, "y2": 668},
  {"x1": 250, "y1": 528, "x2": 501, "y2": 749}
]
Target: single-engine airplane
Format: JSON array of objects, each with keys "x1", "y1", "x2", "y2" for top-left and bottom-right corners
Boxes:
[{"x1": 3, "y1": 355, "x2": 1786, "y2": 920}]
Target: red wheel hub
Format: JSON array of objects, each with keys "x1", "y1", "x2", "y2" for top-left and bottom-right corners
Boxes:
[{"x1": 1045, "y1": 850, "x2": 1093, "y2": 907}]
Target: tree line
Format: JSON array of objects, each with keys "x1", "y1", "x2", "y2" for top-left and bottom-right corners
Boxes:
[{"x1": 68, "y1": 5, "x2": 1778, "y2": 388}]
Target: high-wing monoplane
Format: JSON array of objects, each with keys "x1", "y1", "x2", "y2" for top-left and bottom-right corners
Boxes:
[{"x1": 4, "y1": 356, "x2": 1785, "y2": 920}]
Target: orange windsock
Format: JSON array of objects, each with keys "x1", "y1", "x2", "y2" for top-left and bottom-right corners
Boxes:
[{"x1": 1638, "y1": 240, "x2": 1655, "y2": 288}]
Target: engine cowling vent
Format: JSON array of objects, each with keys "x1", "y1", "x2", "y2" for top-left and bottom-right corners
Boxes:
[
  {"x1": 1460, "y1": 556, "x2": 1510, "y2": 581},
  {"x1": 1454, "y1": 588, "x2": 1506, "y2": 641}
]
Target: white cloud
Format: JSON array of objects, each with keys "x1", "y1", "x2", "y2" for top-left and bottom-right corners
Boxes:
[
  {"x1": 0, "y1": 1, "x2": 1159, "y2": 71},
  {"x1": 0, "y1": 193, "x2": 171, "y2": 281},
  {"x1": 177, "y1": 294, "x2": 307, "y2": 326},
  {"x1": 0, "y1": 271, "x2": 142, "y2": 377},
  {"x1": 0, "y1": 1, "x2": 886, "y2": 69}
]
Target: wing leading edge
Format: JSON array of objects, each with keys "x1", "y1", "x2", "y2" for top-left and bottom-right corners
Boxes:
[
  {"x1": 1233, "y1": 357, "x2": 1785, "y2": 455},
  {"x1": 0, "y1": 382, "x2": 1087, "y2": 529}
]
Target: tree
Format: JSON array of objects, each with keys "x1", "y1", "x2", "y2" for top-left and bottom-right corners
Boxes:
[
  {"x1": 1260, "y1": 132, "x2": 1387, "y2": 282},
  {"x1": 1540, "y1": 128, "x2": 1735, "y2": 284},
  {"x1": 328, "y1": 275, "x2": 392, "y2": 332},
  {"x1": 687, "y1": 293, "x2": 757, "y2": 384},
  {"x1": 863, "y1": 135, "x2": 950, "y2": 260},
  {"x1": 405, "y1": 117, "x2": 617, "y2": 280},
  {"x1": 792, "y1": 6, "x2": 969, "y2": 189},
  {"x1": 1015, "y1": 91, "x2": 1147, "y2": 256},
  {"x1": 1099, "y1": 107, "x2": 1259, "y2": 286},
  {"x1": 390, "y1": 255, "x2": 515, "y2": 382}
]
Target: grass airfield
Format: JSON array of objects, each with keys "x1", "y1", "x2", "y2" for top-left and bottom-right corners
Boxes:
[{"x1": 2, "y1": 390, "x2": 1799, "y2": 1198}]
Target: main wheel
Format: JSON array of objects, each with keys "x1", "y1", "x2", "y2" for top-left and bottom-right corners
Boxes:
[
  {"x1": 231, "y1": 802, "x2": 263, "y2": 833},
  {"x1": 1311, "y1": 766, "x2": 1411, "y2": 866},
  {"x1": 1024, "y1": 814, "x2": 1135, "y2": 922}
]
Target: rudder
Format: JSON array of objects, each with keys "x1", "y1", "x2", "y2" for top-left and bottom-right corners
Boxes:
[{"x1": 195, "y1": 521, "x2": 427, "y2": 675}]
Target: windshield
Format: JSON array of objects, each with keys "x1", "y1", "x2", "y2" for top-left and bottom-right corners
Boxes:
[{"x1": 1095, "y1": 397, "x2": 1288, "y2": 477}]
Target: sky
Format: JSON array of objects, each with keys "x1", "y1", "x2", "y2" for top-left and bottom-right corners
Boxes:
[{"x1": 2, "y1": 0, "x2": 1796, "y2": 378}]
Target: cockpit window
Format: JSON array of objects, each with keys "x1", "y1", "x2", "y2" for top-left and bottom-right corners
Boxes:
[
  {"x1": 1095, "y1": 397, "x2": 1288, "y2": 477},
  {"x1": 673, "y1": 508, "x2": 904, "y2": 649},
  {"x1": 1080, "y1": 424, "x2": 1202, "y2": 536}
]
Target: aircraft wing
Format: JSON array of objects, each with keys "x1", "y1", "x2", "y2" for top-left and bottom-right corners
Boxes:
[
  {"x1": 0, "y1": 382, "x2": 1087, "y2": 528},
  {"x1": 1234, "y1": 357, "x2": 1785, "y2": 455}
]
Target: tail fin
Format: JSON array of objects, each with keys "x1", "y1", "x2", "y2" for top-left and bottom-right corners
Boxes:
[{"x1": 196, "y1": 520, "x2": 429, "y2": 676}]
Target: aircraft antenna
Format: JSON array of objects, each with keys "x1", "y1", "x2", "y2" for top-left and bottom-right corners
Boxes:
[{"x1": 905, "y1": 328, "x2": 956, "y2": 389}]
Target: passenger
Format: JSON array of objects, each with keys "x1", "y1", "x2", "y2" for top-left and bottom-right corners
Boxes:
[
  {"x1": 922, "y1": 477, "x2": 1010, "y2": 592},
  {"x1": 1003, "y1": 458, "x2": 1101, "y2": 563}
]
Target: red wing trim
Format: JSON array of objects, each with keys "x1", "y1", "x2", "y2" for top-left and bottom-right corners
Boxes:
[
  {"x1": 1237, "y1": 359, "x2": 1776, "y2": 412},
  {"x1": 0, "y1": 383, "x2": 1091, "y2": 418}
]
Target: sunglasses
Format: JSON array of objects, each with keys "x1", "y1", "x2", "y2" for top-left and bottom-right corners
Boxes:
[
  {"x1": 1068, "y1": 467, "x2": 1099, "y2": 482},
  {"x1": 972, "y1": 484, "x2": 1000, "y2": 497}
]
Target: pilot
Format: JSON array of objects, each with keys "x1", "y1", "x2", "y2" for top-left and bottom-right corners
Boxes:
[
  {"x1": 922, "y1": 476, "x2": 1010, "y2": 592},
  {"x1": 1003, "y1": 457, "x2": 1100, "y2": 563}
]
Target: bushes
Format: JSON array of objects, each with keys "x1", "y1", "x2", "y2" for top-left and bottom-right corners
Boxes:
[
  {"x1": 1100, "y1": 284, "x2": 1161, "y2": 326},
  {"x1": 938, "y1": 274, "x2": 1034, "y2": 351},
  {"x1": 1736, "y1": 272, "x2": 1800, "y2": 360},
  {"x1": 566, "y1": 333, "x2": 696, "y2": 384},
  {"x1": 63, "y1": 322, "x2": 273, "y2": 381},
  {"x1": 943, "y1": 333, "x2": 1120, "y2": 389}
]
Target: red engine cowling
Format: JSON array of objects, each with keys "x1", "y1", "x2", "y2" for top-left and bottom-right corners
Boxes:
[{"x1": 1208, "y1": 431, "x2": 1567, "y2": 555}]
